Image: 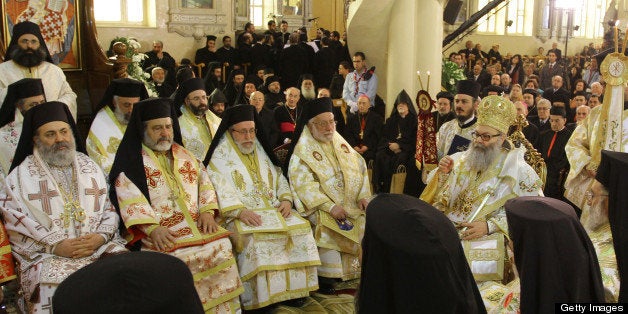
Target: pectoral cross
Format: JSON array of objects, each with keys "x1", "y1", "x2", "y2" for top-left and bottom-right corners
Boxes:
[
  {"x1": 60, "y1": 201, "x2": 85, "y2": 228},
  {"x1": 167, "y1": 193, "x2": 179, "y2": 209},
  {"x1": 359, "y1": 130, "x2": 364, "y2": 140}
]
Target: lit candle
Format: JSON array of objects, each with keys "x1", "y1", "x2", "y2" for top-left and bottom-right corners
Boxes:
[
  {"x1": 426, "y1": 71, "x2": 431, "y2": 92},
  {"x1": 615, "y1": 20, "x2": 620, "y2": 53},
  {"x1": 417, "y1": 70, "x2": 424, "y2": 90}
]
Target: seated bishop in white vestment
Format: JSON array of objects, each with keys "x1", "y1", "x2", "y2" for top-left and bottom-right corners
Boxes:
[
  {"x1": 288, "y1": 98, "x2": 371, "y2": 288},
  {"x1": 0, "y1": 102, "x2": 127, "y2": 314},
  {"x1": 86, "y1": 78, "x2": 148, "y2": 175},
  {"x1": 110, "y1": 98, "x2": 244, "y2": 313},
  {"x1": 205, "y1": 105, "x2": 320, "y2": 310}
]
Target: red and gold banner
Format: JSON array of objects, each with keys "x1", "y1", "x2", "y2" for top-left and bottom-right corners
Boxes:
[{"x1": 415, "y1": 90, "x2": 438, "y2": 171}]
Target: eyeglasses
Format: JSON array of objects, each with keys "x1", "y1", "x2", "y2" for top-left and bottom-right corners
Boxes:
[
  {"x1": 537, "y1": 107, "x2": 550, "y2": 111},
  {"x1": 231, "y1": 128, "x2": 257, "y2": 135},
  {"x1": 311, "y1": 120, "x2": 337, "y2": 128},
  {"x1": 187, "y1": 95, "x2": 208, "y2": 102},
  {"x1": 471, "y1": 131, "x2": 501, "y2": 141},
  {"x1": 18, "y1": 39, "x2": 39, "y2": 46}
]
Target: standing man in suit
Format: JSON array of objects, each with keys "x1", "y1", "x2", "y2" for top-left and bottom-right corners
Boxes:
[
  {"x1": 539, "y1": 51, "x2": 564, "y2": 90},
  {"x1": 547, "y1": 42, "x2": 562, "y2": 62}
]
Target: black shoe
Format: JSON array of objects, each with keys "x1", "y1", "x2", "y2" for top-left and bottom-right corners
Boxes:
[
  {"x1": 318, "y1": 283, "x2": 336, "y2": 295},
  {"x1": 282, "y1": 297, "x2": 307, "y2": 307}
]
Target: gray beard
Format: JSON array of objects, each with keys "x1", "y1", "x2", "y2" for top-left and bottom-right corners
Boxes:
[
  {"x1": 301, "y1": 89, "x2": 316, "y2": 100},
  {"x1": 114, "y1": 106, "x2": 130, "y2": 125},
  {"x1": 143, "y1": 130, "x2": 173, "y2": 152},
  {"x1": 235, "y1": 140, "x2": 255, "y2": 154},
  {"x1": 466, "y1": 141, "x2": 502, "y2": 173},
  {"x1": 36, "y1": 138, "x2": 76, "y2": 167}
]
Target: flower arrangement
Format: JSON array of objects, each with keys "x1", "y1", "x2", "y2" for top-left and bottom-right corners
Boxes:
[
  {"x1": 110, "y1": 36, "x2": 158, "y2": 97},
  {"x1": 441, "y1": 59, "x2": 467, "y2": 94}
]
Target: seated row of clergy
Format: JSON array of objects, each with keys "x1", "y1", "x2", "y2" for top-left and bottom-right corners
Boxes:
[
  {"x1": 0, "y1": 73, "x2": 617, "y2": 309},
  {"x1": 0, "y1": 92, "x2": 370, "y2": 312}
]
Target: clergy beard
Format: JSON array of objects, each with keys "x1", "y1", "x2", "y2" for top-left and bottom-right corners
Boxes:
[
  {"x1": 301, "y1": 88, "x2": 316, "y2": 100},
  {"x1": 36, "y1": 137, "x2": 76, "y2": 167},
  {"x1": 143, "y1": 131, "x2": 173, "y2": 152},
  {"x1": 10, "y1": 46, "x2": 46, "y2": 68},
  {"x1": 456, "y1": 110, "x2": 473, "y2": 124},
  {"x1": 466, "y1": 141, "x2": 502, "y2": 173},
  {"x1": 190, "y1": 104, "x2": 208, "y2": 116},
  {"x1": 309, "y1": 125, "x2": 334, "y2": 143},
  {"x1": 235, "y1": 138, "x2": 256, "y2": 154},
  {"x1": 114, "y1": 105, "x2": 131, "y2": 125}
]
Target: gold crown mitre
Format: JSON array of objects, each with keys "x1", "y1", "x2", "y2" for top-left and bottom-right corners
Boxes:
[{"x1": 476, "y1": 95, "x2": 516, "y2": 134}]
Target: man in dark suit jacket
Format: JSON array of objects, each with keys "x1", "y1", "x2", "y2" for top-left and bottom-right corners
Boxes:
[
  {"x1": 538, "y1": 51, "x2": 564, "y2": 90},
  {"x1": 313, "y1": 37, "x2": 337, "y2": 92},
  {"x1": 278, "y1": 33, "x2": 309, "y2": 89},
  {"x1": 528, "y1": 98, "x2": 552, "y2": 134},
  {"x1": 547, "y1": 42, "x2": 562, "y2": 61},
  {"x1": 458, "y1": 40, "x2": 478, "y2": 64},
  {"x1": 468, "y1": 64, "x2": 491, "y2": 90},
  {"x1": 543, "y1": 75, "x2": 571, "y2": 118}
]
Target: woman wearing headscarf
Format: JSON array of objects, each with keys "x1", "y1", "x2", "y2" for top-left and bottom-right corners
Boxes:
[
  {"x1": 357, "y1": 194, "x2": 486, "y2": 314},
  {"x1": 505, "y1": 196, "x2": 605, "y2": 313}
]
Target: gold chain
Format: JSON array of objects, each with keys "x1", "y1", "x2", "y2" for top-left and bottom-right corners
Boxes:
[{"x1": 54, "y1": 166, "x2": 86, "y2": 228}]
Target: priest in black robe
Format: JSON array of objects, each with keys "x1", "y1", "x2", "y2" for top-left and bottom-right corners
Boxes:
[
  {"x1": 537, "y1": 107, "x2": 573, "y2": 200},
  {"x1": 433, "y1": 91, "x2": 456, "y2": 131},
  {"x1": 345, "y1": 94, "x2": 383, "y2": 165},
  {"x1": 194, "y1": 35, "x2": 219, "y2": 78}
]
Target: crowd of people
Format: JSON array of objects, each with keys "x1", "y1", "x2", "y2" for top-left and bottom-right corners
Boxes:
[{"x1": 0, "y1": 18, "x2": 625, "y2": 314}]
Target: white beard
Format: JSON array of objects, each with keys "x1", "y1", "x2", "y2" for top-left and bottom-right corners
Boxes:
[
  {"x1": 235, "y1": 140, "x2": 255, "y2": 154},
  {"x1": 301, "y1": 88, "x2": 316, "y2": 100},
  {"x1": 466, "y1": 141, "x2": 502, "y2": 173}
]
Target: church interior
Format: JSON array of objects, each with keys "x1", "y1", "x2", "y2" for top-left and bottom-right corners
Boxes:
[{"x1": 0, "y1": 0, "x2": 626, "y2": 313}]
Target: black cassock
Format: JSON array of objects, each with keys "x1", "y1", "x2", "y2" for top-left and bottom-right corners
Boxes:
[
  {"x1": 278, "y1": 45, "x2": 308, "y2": 89},
  {"x1": 345, "y1": 111, "x2": 384, "y2": 164},
  {"x1": 537, "y1": 127, "x2": 572, "y2": 200},
  {"x1": 374, "y1": 104, "x2": 420, "y2": 196}
]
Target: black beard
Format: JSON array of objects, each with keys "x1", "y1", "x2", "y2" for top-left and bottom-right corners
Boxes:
[
  {"x1": 191, "y1": 104, "x2": 208, "y2": 116},
  {"x1": 11, "y1": 47, "x2": 46, "y2": 67}
]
